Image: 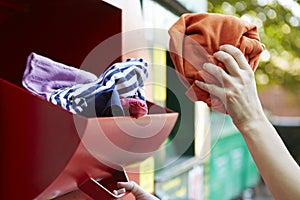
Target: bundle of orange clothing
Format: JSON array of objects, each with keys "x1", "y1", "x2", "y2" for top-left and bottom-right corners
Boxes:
[{"x1": 169, "y1": 13, "x2": 264, "y2": 112}]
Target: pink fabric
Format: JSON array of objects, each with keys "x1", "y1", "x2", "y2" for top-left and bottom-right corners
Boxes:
[{"x1": 120, "y1": 98, "x2": 148, "y2": 119}]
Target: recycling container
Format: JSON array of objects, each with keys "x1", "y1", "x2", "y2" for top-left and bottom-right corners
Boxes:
[{"x1": 0, "y1": 1, "x2": 178, "y2": 199}]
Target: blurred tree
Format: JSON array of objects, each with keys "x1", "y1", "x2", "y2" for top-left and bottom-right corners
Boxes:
[{"x1": 207, "y1": 0, "x2": 300, "y2": 92}]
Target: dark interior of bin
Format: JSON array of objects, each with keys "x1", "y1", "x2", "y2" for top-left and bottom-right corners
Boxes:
[
  {"x1": 0, "y1": 0, "x2": 122, "y2": 87},
  {"x1": 96, "y1": 169, "x2": 128, "y2": 193}
]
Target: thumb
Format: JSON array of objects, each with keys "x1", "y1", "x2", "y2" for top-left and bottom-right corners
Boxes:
[
  {"x1": 117, "y1": 181, "x2": 159, "y2": 200},
  {"x1": 117, "y1": 181, "x2": 143, "y2": 195}
]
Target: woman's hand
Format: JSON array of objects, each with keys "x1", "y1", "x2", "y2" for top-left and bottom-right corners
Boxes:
[
  {"x1": 195, "y1": 44, "x2": 267, "y2": 131},
  {"x1": 196, "y1": 44, "x2": 300, "y2": 200},
  {"x1": 113, "y1": 181, "x2": 159, "y2": 200}
]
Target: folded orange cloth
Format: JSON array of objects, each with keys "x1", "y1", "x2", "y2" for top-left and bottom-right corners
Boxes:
[{"x1": 169, "y1": 13, "x2": 264, "y2": 112}]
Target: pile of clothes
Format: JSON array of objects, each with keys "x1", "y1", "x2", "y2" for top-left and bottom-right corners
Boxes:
[{"x1": 22, "y1": 53, "x2": 149, "y2": 118}]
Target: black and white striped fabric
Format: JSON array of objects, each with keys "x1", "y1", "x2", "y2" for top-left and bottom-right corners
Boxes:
[{"x1": 49, "y1": 58, "x2": 148, "y2": 117}]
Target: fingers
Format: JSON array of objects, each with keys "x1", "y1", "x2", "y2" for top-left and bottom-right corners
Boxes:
[
  {"x1": 117, "y1": 181, "x2": 134, "y2": 191},
  {"x1": 213, "y1": 50, "x2": 240, "y2": 76},
  {"x1": 113, "y1": 188, "x2": 126, "y2": 195},
  {"x1": 113, "y1": 181, "x2": 136, "y2": 196},
  {"x1": 219, "y1": 44, "x2": 251, "y2": 71},
  {"x1": 195, "y1": 80, "x2": 224, "y2": 100},
  {"x1": 199, "y1": 44, "x2": 250, "y2": 85},
  {"x1": 117, "y1": 181, "x2": 142, "y2": 196},
  {"x1": 201, "y1": 63, "x2": 230, "y2": 85}
]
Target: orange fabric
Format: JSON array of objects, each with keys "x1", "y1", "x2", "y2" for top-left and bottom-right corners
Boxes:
[{"x1": 168, "y1": 13, "x2": 264, "y2": 112}]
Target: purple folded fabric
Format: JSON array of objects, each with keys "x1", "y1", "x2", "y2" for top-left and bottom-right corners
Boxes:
[
  {"x1": 22, "y1": 52, "x2": 98, "y2": 99},
  {"x1": 120, "y1": 98, "x2": 148, "y2": 119}
]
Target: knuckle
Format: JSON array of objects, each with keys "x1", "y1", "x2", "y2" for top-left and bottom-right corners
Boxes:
[
  {"x1": 231, "y1": 49, "x2": 242, "y2": 58},
  {"x1": 213, "y1": 66, "x2": 224, "y2": 79},
  {"x1": 128, "y1": 181, "x2": 136, "y2": 189},
  {"x1": 222, "y1": 54, "x2": 232, "y2": 63},
  {"x1": 226, "y1": 90, "x2": 235, "y2": 99},
  {"x1": 208, "y1": 85, "x2": 216, "y2": 95},
  {"x1": 226, "y1": 90, "x2": 237, "y2": 103}
]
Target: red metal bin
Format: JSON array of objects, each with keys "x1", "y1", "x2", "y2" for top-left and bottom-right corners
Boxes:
[{"x1": 0, "y1": 0, "x2": 178, "y2": 199}]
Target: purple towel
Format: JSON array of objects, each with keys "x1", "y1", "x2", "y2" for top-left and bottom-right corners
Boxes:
[{"x1": 22, "y1": 53, "x2": 98, "y2": 99}]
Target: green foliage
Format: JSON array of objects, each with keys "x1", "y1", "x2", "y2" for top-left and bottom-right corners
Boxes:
[{"x1": 208, "y1": 0, "x2": 300, "y2": 91}]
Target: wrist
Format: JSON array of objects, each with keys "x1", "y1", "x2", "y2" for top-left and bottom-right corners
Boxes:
[{"x1": 235, "y1": 115, "x2": 270, "y2": 136}]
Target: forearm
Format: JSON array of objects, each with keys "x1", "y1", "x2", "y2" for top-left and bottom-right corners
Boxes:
[{"x1": 239, "y1": 118, "x2": 300, "y2": 200}]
